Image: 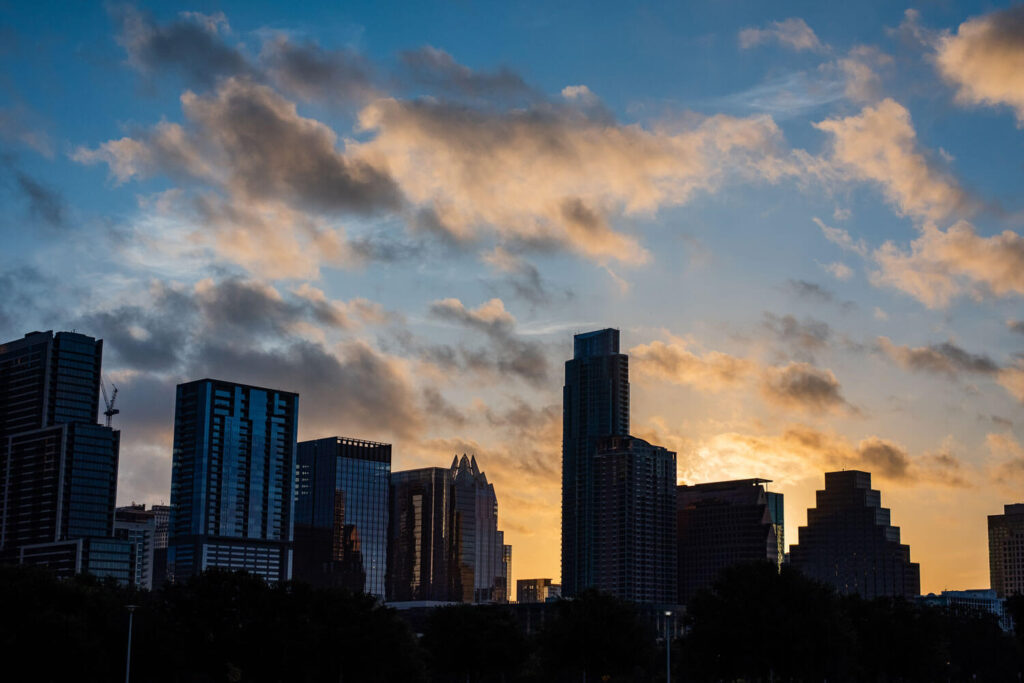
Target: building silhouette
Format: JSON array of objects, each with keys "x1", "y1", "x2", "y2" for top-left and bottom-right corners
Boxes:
[
  {"x1": 151, "y1": 503, "x2": 170, "y2": 586},
  {"x1": 593, "y1": 435, "x2": 677, "y2": 604},
  {"x1": 988, "y1": 503, "x2": 1024, "y2": 598},
  {"x1": 451, "y1": 454, "x2": 506, "y2": 602},
  {"x1": 115, "y1": 504, "x2": 158, "y2": 590},
  {"x1": 790, "y1": 470, "x2": 919, "y2": 599},
  {"x1": 294, "y1": 436, "x2": 390, "y2": 597},
  {"x1": 387, "y1": 467, "x2": 454, "y2": 602},
  {"x1": 496, "y1": 541, "x2": 511, "y2": 603},
  {"x1": 676, "y1": 478, "x2": 784, "y2": 603},
  {"x1": 561, "y1": 328, "x2": 629, "y2": 598},
  {"x1": 167, "y1": 379, "x2": 298, "y2": 583},
  {"x1": 517, "y1": 577, "x2": 561, "y2": 603},
  {"x1": 0, "y1": 331, "x2": 130, "y2": 582}
]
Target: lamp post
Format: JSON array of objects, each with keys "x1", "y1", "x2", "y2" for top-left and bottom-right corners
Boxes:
[
  {"x1": 664, "y1": 610, "x2": 673, "y2": 683},
  {"x1": 125, "y1": 604, "x2": 137, "y2": 683}
]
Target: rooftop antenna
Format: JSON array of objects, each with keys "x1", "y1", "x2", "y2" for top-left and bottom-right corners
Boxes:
[{"x1": 101, "y1": 380, "x2": 120, "y2": 428}]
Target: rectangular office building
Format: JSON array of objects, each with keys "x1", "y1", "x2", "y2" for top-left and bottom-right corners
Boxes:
[
  {"x1": 167, "y1": 379, "x2": 298, "y2": 583},
  {"x1": 294, "y1": 436, "x2": 390, "y2": 597},
  {"x1": 989, "y1": 503, "x2": 1024, "y2": 598}
]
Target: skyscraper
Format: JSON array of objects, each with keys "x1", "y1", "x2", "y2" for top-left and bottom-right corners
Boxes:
[
  {"x1": 387, "y1": 467, "x2": 453, "y2": 602},
  {"x1": 676, "y1": 478, "x2": 784, "y2": 603},
  {"x1": 561, "y1": 328, "x2": 629, "y2": 598},
  {"x1": 790, "y1": 470, "x2": 920, "y2": 599},
  {"x1": 450, "y1": 454, "x2": 505, "y2": 603},
  {"x1": 294, "y1": 436, "x2": 390, "y2": 597},
  {"x1": 115, "y1": 504, "x2": 158, "y2": 590},
  {"x1": 0, "y1": 331, "x2": 130, "y2": 582},
  {"x1": 988, "y1": 503, "x2": 1024, "y2": 598},
  {"x1": 592, "y1": 435, "x2": 677, "y2": 604},
  {"x1": 167, "y1": 379, "x2": 298, "y2": 583}
]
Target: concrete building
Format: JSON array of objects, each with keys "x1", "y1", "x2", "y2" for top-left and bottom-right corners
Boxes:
[
  {"x1": 167, "y1": 379, "x2": 298, "y2": 583},
  {"x1": 790, "y1": 470, "x2": 919, "y2": 599},
  {"x1": 989, "y1": 503, "x2": 1024, "y2": 598},
  {"x1": 677, "y1": 478, "x2": 784, "y2": 603},
  {"x1": 114, "y1": 504, "x2": 158, "y2": 590},
  {"x1": 294, "y1": 436, "x2": 390, "y2": 597},
  {"x1": 920, "y1": 589, "x2": 1012, "y2": 631}
]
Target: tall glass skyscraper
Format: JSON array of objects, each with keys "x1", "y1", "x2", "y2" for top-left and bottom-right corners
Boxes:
[
  {"x1": 450, "y1": 454, "x2": 505, "y2": 603},
  {"x1": 0, "y1": 331, "x2": 130, "y2": 582},
  {"x1": 387, "y1": 467, "x2": 453, "y2": 601},
  {"x1": 168, "y1": 379, "x2": 298, "y2": 583},
  {"x1": 294, "y1": 436, "x2": 390, "y2": 598},
  {"x1": 561, "y1": 329, "x2": 629, "y2": 597},
  {"x1": 790, "y1": 470, "x2": 920, "y2": 599}
]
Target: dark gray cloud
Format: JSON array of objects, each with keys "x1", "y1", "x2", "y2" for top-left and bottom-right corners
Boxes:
[
  {"x1": 764, "y1": 313, "x2": 831, "y2": 359},
  {"x1": 786, "y1": 279, "x2": 834, "y2": 303},
  {"x1": 15, "y1": 171, "x2": 66, "y2": 229},
  {"x1": 857, "y1": 437, "x2": 911, "y2": 480},
  {"x1": 876, "y1": 337, "x2": 1000, "y2": 377},
  {"x1": 114, "y1": 6, "x2": 252, "y2": 87},
  {"x1": 399, "y1": 46, "x2": 538, "y2": 101},
  {"x1": 760, "y1": 362, "x2": 850, "y2": 413},
  {"x1": 261, "y1": 36, "x2": 376, "y2": 104},
  {"x1": 1008, "y1": 320, "x2": 1024, "y2": 335},
  {"x1": 421, "y1": 387, "x2": 467, "y2": 427},
  {"x1": 195, "y1": 277, "x2": 349, "y2": 335}
]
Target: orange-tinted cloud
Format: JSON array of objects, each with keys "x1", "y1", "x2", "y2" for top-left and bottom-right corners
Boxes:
[{"x1": 739, "y1": 18, "x2": 825, "y2": 52}]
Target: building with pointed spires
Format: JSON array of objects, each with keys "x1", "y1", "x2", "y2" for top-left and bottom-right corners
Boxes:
[
  {"x1": 450, "y1": 453, "x2": 506, "y2": 602},
  {"x1": 790, "y1": 470, "x2": 919, "y2": 599}
]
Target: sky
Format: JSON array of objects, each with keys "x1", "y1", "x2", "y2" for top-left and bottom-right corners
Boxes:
[{"x1": 2, "y1": 0, "x2": 1024, "y2": 594}]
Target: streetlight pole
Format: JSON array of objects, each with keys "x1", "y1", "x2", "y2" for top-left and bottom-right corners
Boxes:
[
  {"x1": 125, "y1": 604, "x2": 137, "y2": 683},
  {"x1": 664, "y1": 611, "x2": 672, "y2": 683}
]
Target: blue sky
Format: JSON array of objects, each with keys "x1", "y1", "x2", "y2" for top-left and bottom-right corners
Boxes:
[{"x1": 3, "y1": 0, "x2": 1024, "y2": 591}]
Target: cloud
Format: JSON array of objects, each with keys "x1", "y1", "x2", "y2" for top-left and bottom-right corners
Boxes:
[
  {"x1": 935, "y1": 5, "x2": 1024, "y2": 124},
  {"x1": 114, "y1": 6, "x2": 251, "y2": 87},
  {"x1": 760, "y1": 362, "x2": 849, "y2": 414},
  {"x1": 871, "y1": 221, "x2": 1024, "y2": 307},
  {"x1": 0, "y1": 106, "x2": 54, "y2": 156},
  {"x1": 814, "y1": 99, "x2": 970, "y2": 222},
  {"x1": 998, "y1": 359, "x2": 1024, "y2": 403},
  {"x1": 415, "y1": 297, "x2": 550, "y2": 385},
  {"x1": 399, "y1": 46, "x2": 538, "y2": 101},
  {"x1": 985, "y1": 432, "x2": 1024, "y2": 486},
  {"x1": 631, "y1": 339, "x2": 850, "y2": 414},
  {"x1": 763, "y1": 313, "x2": 831, "y2": 359},
  {"x1": 1009, "y1": 320, "x2": 1024, "y2": 335},
  {"x1": 875, "y1": 336, "x2": 999, "y2": 377},
  {"x1": 814, "y1": 216, "x2": 867, "y2": 256},
  {"x1": 260, "y1": 35, "x2": 377, "y2": 104},
  {"x1": 482, "y1": 247, "x2": 553, "y2": 306},
  {"x1": 837, "y1": 45, "x2": 892, "y2": 103},
  {"x1": 739, "y1": 18, "x2": 826, "y2": 52},
  {"x1": 823, "y1": 261, "x2": 853, "y2": 280},
  {"x1": 356, "y1": 96, "x2": 784, "y2": 263}
]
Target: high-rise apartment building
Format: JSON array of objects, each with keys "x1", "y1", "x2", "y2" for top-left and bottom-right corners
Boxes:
[
  {"x1": 988, "y1": 503, "x2": 1024, "y2": 598},
  {"x1": 167, "y1": 379, "x2": 298, "y2": 583},
  {"x1": 0, "y1": 331, "x2": 130, "y2": 582},
  {"x1": 790, "y1": 470, "x2": 920, "y2": 599},
  {"x1": 115, "y1": 504, "x2": 158, "y2": 590},
  {"x1": 561, "y1": 329, "x2": 629, "y2": 598},
  {"x1": 294, "y1": 436, "x2": 390, "y2": 597},
  {"x1": 592, "y1": 435, "x2": 677, "y2": 604},
  {"x1": 677, "y1": 479, "x2": 784, "y2": 603},
  {"x1": 387, "y1": 467, "x2": 453, "y2": 602}
]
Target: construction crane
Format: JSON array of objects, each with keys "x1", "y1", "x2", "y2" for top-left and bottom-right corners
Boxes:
[{"x1": 101, "y1": 380, "x2": 120, "y2": 428}]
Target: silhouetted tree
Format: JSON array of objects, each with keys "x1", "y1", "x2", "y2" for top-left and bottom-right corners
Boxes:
[
  {"x1": 421, "y1": 604, "x2": 528, "y2": 682},
  {"x1": 534, "y1": 589, "x2": 655, "y2": 682}
]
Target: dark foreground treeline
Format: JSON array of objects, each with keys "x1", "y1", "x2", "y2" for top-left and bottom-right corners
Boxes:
[{"x1": 2, "y1": 562, "x2": 1023, "y2": 683}]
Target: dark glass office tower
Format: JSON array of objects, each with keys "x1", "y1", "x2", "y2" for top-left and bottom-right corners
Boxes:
[
  {"x1": 592, "y1": 435, "x2": 677, "y2": 604},
  {"x1": 387, "y1": 467, "x2": 453, "y2": 601},
  {"x1": 294, "y1": 436, "x2": 390, "y2": 597},
  {"x1": 676, "y1": 479, "x2": 784, "y2": 603},
  {"x1": 561, "y1": 328, "x2": 629, "y2": 598},
  {"x1": 115, "y1": 504, "x2": 158, "y2": 590},
  {"x1": 790, "y1": 470, "x2": 920, "y2": 599},
  {"x1": 450, "y1": 454, "x2": 505, "y2": 603},
  {"x1": 0, "y1": 331, "x2": 129, "y2": 582},
  {"x1": 167, "y1": 379, "x2": 298, "y2": 583}
]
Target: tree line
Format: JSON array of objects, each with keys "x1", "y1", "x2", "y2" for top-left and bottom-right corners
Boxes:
[{"x1": 1, "y1": 562, "x2": 1022, "y2": 682}]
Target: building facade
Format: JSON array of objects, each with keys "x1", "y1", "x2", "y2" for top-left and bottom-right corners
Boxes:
[
  {"x1": 561, "y1": 329, "x2": 629, "y2": 598},
  {"x1": 294, "y1": 436, "x2": 390, "y2": 597},
  {"x1": 0, "y1": 331, "x2": 130, "y2": 582},
  {"x1": 920, "y1": 589, "x2": 1012, "y2": 631},
  {"x1": 592, "y1": 435, "x2": 677, "y2": 604},
  {"x1": 450, "y1": 454, "x2": 505, "y2": 603},
  {"x1": 387, "y1": 467, "x2": 453, "y2": 602},
  {"x1": 989, "y1": 503, "x2": 1024, "y2": 598},
  {"x1": 167, "y1": 379, "x2": 298, "y2": 583},
  {"x1": 790, "y1": 470, "x2": 920, "y2": 599},
  {"x1": 114, "y1": 504, "x2": 158, "y2": 590},
  {"x1": 677, "y1": 478, "x2": 784, "y2": 603},
  {"x1": 517, "y1": 578, "x2": 561, "y2": 603}
]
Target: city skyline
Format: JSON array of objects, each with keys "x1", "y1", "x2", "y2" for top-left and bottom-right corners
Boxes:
[{"x1": 4, "y1": 1, "x2": 1024, "y2": 594}]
